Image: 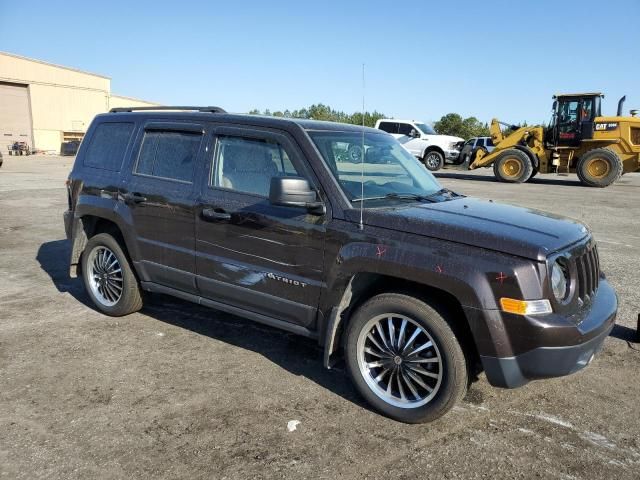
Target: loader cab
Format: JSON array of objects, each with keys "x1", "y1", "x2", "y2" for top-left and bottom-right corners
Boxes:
[{"x1": 552, "y1": 93, "x2": 603, "y2": 147}]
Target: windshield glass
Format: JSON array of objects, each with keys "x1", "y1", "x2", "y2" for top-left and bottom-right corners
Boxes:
[
  {"x1": 414, "y1": 122, "x2": 436, "y2": 135},
  {"x1": 309, "y1": 131, "x2": 443, "y2": 206}
]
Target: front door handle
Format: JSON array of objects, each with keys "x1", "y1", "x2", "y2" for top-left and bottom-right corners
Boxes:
[
  {"x1": 123, "y1": 192, "x2": 147, "y2": 204},
  {"x1": 201, "y1": 207, "x2": 231, "y2": 221}
]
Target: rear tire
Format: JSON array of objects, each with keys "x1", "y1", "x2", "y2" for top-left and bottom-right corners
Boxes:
[
  {"x1": 576, "y1": 148, "x2": 623, "y2": 188},
  {"x1": 81, "y1": 233, "x2": 143, "y2": 316},
  {"x1": 345, "y1": 293, "x2": 468, "y2": 423},
  {"x1": 423, "y1": 150, "x2": 444, "y2": 171},
  {"x1": 493, "y1": 149, "x2": 533, "y2": 183}
]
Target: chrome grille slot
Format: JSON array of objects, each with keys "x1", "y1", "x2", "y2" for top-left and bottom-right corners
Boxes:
[{"x1": 574, "y1": 244, "x2": 599, "y2": 301}]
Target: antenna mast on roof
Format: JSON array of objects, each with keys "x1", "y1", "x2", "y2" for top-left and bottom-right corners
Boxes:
[{"x1": 359, "y1": 63, "x2": 365, "y2": 231}]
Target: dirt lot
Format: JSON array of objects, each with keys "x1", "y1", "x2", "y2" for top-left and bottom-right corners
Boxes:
[{"x1": 1, "y1": 156, "x2": 639, "y2": 480}]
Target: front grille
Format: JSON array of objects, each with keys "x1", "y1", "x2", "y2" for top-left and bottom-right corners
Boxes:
[{"x1": 575, "y1": 244, "x2": 600, "y2": 301}]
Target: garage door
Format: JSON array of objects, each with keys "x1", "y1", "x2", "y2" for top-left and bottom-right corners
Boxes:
[{"x1": 0, "y1": 82, "x2": 33, "y2": 154}]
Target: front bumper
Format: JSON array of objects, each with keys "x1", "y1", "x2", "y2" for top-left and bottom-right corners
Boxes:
[
  {"x1": 465, "y1": 277, "x2": 617, "y2": 388},
  {"x1": 444, "y1": 149, "x2": 461, "y2": 160}
]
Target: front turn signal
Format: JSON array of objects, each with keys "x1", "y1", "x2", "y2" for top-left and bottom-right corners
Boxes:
[{"x1": 500, "y1": 298, "x2": 552, "y2": 315}]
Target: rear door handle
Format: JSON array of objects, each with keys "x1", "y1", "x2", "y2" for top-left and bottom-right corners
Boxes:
[
  {"x1": 123, "y1": 192, "x2": 147, "y2": 204},
  {"x1": 201, "y1": 207, "x2": 231, "y2": 221}
]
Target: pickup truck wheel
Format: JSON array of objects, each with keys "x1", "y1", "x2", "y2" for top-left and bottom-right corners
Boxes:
[
  {"x1": 576, "y1": 148, "x2": 623, "y2": 187},
  {"x1": 81, "y1": 233, "x2": 143, "y2": 316},
  {"x1": 423, "y1": 151, "x2": 444, "y2": 171},
  {"x1": 493, "y1": 149, "x2": 533, "y2": 183},
  {"x1": 345, "y1": 293, "x2": 468, "y2": 423}
]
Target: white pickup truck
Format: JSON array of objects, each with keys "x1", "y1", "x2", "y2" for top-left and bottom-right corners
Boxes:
[{"x1": 375, "y1": 119, "x2": 463, "y2": 171}]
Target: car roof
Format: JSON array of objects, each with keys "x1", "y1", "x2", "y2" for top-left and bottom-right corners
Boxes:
[{"x1": 98, "y1": 111, "x2": 381, "y2": 134}]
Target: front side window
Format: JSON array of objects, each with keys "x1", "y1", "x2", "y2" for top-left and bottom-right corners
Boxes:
[
  {"x1": 135, "y1": 130, "x2": 202, "y2": 182},
  {"x1": 397, "y1": 123, "x2": 413, "y2": 135},
  {"x1": 212, "y1": 136, "x2": 302, "y2": 197},
  {"x1": 84, "y1": 122, "x2": 135, "y2": 171},
  {"x1": 414, "y1": 122, "x2": 436, "y2": 135},
  {"x1": 309, "y1": 131, "x2": 442, "y2": 207}
]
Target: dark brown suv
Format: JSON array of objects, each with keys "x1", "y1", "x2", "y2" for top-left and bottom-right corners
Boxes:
[{"x1": 64, "y1": 106, "x2": 617, "y2": 423}]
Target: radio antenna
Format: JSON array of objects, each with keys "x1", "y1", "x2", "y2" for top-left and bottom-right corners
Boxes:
[{"x1": 359, "y1": 63, "x2": 365, "y2": 230}]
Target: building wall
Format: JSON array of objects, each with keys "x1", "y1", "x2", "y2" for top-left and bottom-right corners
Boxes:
[
  {"x1": 109, "y1": 94, "x2": 159, "y2": 110},
  {"x1": 0, "y1": 52, "x2": 157, "y2": 153}
]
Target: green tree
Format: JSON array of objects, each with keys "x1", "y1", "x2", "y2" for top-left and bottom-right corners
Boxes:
[
  {"x1": 246, "y1": 104, "x2": 386, "y2": 128},
  {"x1": 434, "y1": 113, "x2": 490, "y2": 139}
]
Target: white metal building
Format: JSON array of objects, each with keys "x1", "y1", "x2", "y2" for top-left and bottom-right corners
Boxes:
[{"x1": 0, "y1": 52, "x2": 158, "y2": 154}]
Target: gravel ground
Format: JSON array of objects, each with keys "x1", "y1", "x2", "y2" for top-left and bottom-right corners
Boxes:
[{"x1": 1, "y1": 156, "x2": 639, "y2": 480}]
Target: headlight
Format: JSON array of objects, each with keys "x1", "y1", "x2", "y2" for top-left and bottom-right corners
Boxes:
[{"x1": 551, "y1": 259, "x2": 569, "y2": 301}]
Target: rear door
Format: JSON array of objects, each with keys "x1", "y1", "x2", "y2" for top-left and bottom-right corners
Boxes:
[
  {"x1": 195, "y1": 125, "x2": 327, "y2": 328},
  {"x1": 120, "y1": 121, "x2": 206, "y2": 294}
]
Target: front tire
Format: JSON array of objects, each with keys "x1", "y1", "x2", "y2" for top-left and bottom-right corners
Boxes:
[
  {"x1": 81, "y1": 233, "x2": 143, "y2": 316},
  {"x1": 576, "y1": 148, "x2": 623, "y2": 187},
  {"x1": 345, "y1": 293, "x2": 468, "y2": 423},
  {"x1": 423, "y1": 150, "x2": 444, "y2": 171},
  {"x1": 493, "y1": 149, "x2": 533, "y2": 183}
]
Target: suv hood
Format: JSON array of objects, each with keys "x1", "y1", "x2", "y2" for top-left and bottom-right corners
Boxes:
[{"x1": 356, "y1": 198, "x2": 589, "y2": 261}]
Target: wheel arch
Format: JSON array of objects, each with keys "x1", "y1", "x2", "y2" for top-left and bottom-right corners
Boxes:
[
  {"x1": 513, "y1": 145, "x2": 539, "y2": 170},
  {"x1": 423, "y1": 145, "x2": 445, "y2": 159},
  {"x1": 322, "y1": 273, "x2": 480, "y2": 372},
  {"x1": 69, "y1": 214, "x2": 132, "y2": 278}
]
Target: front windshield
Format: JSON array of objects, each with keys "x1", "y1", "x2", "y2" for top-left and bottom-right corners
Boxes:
[
  {"x1": 414, "y1": 122, "x2": 436, "y2": 135},
  {"x1": 309, "y1": 131, "x2": 443, "y2": 206}
]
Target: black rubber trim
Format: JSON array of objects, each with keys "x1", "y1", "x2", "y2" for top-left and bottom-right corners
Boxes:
[{"x1": 140, "y1": 281, "x2": 317, "y2": 339}]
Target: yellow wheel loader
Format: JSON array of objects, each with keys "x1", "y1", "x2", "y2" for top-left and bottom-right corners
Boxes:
[{"x1": 470, "y1": 93, "x2": 640, "y2": 187}]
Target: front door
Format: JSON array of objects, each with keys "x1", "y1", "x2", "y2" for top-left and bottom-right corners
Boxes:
[
  {"x1": 120, "y1": 121, "x2": 206, "y2": 294},
  {"x1": 556, "y1": 98, "x2": 591, "y2": 146},
  {"x1": 195, "y1": 126, "x2": 327, "y2": 328},
  {"x1": 397, "y1": 122, "x2": 423, "y2": 157}
]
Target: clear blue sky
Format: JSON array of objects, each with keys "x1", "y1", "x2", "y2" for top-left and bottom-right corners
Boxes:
[{"x1": 1, "y1": 0, "x2": 638, "y2": 125}]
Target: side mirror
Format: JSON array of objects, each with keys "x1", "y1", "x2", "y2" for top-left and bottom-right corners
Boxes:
[
  {"x1": 409, "y1": 129, "x2": 420, "y2": 138},
  {"x1": 269, "y1": 177, "x2": 325, "y2": 215}
]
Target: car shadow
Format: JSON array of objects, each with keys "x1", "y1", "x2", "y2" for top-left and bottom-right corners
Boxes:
[
  {"x1": 36, "y1": 239, "x2": 368, "y2": 411},
  {"x1": 36, "y1": 239, "x2": 93, "y2": 307},
  {"x1": 435, "y1": 171, "x2": 585, "y2": 187}
]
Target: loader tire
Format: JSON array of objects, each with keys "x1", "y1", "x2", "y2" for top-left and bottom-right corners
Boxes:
[
  {"x1": 576, "y1": 148, "x2": 623, "y2": 188},
  {"x1": 493, "y1": 149, "x2": 533, "y2": 183}
]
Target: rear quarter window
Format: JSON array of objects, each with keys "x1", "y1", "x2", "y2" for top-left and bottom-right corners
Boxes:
[{"x1": 83, "y1": 122, "x2": 135, "y2": 171}]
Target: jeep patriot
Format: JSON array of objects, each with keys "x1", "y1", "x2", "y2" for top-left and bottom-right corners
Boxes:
[{"x1": 64, "y1": 106, "x2": 617, "y2": 423}]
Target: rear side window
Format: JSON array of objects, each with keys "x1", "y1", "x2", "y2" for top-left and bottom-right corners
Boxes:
[
  {"x1": 476, "y1": 138, "x2": 484, "y2": 147},
  {"x1": 486, "y1": 137, "x2": 494, "y2": 147},
  {"x1": 83, "y1": 122, "x2": 134, "y2": 171},
  {"x1": 135, "y1": 131, "x2": 202, "y2": 182}
]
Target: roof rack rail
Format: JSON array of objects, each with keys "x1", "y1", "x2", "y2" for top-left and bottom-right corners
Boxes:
[{"x1": 109, "y1": 106, "x2": 226, "y2": 113}]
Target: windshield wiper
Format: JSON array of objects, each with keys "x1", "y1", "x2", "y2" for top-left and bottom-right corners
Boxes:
[
  {"x1": 352, "y1": 192, "x2": 437, "y2": 203},
  {"x1": 425, "y1": 188, "x2": 464, "y2": 199}
]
